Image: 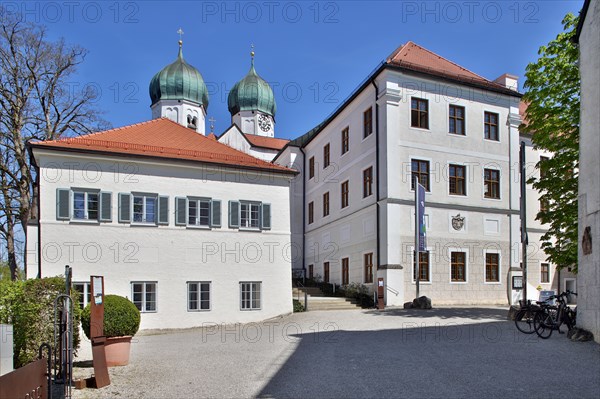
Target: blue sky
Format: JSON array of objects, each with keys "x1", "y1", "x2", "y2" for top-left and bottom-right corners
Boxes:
[{"x1": 8, "y1": 0, "x2": 583, "y2": 140}]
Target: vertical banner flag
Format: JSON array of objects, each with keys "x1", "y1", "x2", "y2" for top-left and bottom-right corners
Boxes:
[{"x1": 417, "y1": 182, "x2": 426, "y2": 251}]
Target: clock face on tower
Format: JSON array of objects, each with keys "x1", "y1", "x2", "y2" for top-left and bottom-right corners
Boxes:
[{"x1": 258, "y1": 114, "x2": 272, "y2": 132}]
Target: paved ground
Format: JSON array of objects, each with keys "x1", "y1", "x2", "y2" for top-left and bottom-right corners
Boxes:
[{"x1": 72, "y1": 307, "x2": 600, "y2": 398}]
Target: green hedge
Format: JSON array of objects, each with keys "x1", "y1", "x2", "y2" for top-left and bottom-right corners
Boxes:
[
  {"x1": 293, "y1": 299, "x2": 305, "y2": 312},
  {"x1": 0, "y1": 277, "x2": 81, "y2": 368},
  {"x1": 81, "y1": 295, "x2": 140, "y2": 339}
]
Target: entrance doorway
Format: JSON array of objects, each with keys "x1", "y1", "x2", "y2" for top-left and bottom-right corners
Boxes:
[{"x1": 564, "y1": 278, "x2": 577, "y2": 304}]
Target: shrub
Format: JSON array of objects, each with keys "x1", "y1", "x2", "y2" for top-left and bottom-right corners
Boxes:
[
  {"x1": 293, "y1": 299, "x2": 305, "y2": 312},
  {"x1": 81, "y1": 295, "x2": 140, "y2": 339},
  {"x1": 0, "y1": 276, "x2": 81, "y2": 369}
]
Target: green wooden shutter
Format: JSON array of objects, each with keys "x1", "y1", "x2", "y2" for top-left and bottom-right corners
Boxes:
[
  {"x1": 175, "y1": 197, "x2": 187, "y2": 226},
  {"x1": 261, "y1": 203, "x2": 271, "y2": 230},
  {"x1": 118, "y1": 193, "x2": 131, "y2": 223},
  {"x1": 211, "y1": 200, "x2": 221, "y2": 228},
  {"x1": 158, "y1": 196, "x2": 169, "y2": 225},
  {"x1": 229, "y1": 201, "x2": 240, "y2": 228},
  {"x1": 99, "y1": 192, "x2": 112, "y2": 222},
  {"x1": 56, "y1": 188, "x2": 71, "y2": 220}
]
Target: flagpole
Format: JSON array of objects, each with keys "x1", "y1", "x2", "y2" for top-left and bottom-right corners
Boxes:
[{"x1": 415, "y1": 176, "x2": 420, "y2": 299}]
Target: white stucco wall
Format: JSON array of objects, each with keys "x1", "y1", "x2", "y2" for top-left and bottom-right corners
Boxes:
[
  {"x1": 27, "y1": 150, "x2": 293, "y2": 330},
  {"x1": 577, "y1": 0, "x2": 600, "y2": 343}
]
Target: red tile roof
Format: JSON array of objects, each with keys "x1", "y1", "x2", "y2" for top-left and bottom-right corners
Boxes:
[
  {"x1": 242, "y1": 133, "x2": 289, "y2": 150},
  {"x1": 207, "y1": 133, "x2": 218, "y2": 140},
  {"x1": 30, "y1": 118, "x2": 295, "y2": 174},
  {"x1": 386, "y1": 41, "x2": 515, "y2": 94}
]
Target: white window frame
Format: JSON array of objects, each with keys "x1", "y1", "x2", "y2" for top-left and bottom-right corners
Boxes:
[
  {"x1": 187, "y1": 281, "x2": 211, "y2": 311},
  {"x1": 132, "y1": 194, "x2": 158, "y2": 224},
  {"x1": 240, "y1": 282, "x2": 261, "y2": 310},
  {"x1": 483, "y1": 249, "x2": 502, "y2": 285},
  {"x1": 73, "y1": 282, "x2": 91, "y2": 309},
  {"x1": 410, "y1": 246, "x2": 432, "y2": 284},
  {"x1": 72, "y1": 190, "x2": 99, "y2": 221},
  {"x1": 188, "y1": 198, "x2": 211, "y2": 228},
  {"x1": 240, "y1": 201, "x2": 260, "y2": 230},
  {"x1": 131, "y1": 282, "x2": 157, "y2": 313},
  {"x1": 448, "y1": 247, "x2": 469, "y2": 284}
]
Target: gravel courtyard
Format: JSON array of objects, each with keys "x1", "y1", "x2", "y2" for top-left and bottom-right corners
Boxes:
[{"x1": 72, "y1": 307, "x2": 600, "y2": 399}]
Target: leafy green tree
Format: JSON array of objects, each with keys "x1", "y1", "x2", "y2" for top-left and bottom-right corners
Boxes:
[{"x1": 522, "y1": 13, "x2": 579, "y2": 272}]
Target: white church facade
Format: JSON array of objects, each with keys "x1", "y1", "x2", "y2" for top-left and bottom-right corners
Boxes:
[{"x1": 26, "y1": 42, "x2": 296, "y2": 329}]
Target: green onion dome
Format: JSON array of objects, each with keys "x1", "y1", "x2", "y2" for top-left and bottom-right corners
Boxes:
[
  {"x1": 228, "y1": 56, "x2": 276, "y2": 117},
  {"x1": 149, "y1": 42, "x2": 209, "y2": 109}
]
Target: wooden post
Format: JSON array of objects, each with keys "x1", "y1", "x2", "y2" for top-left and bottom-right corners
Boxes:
[{"x1": 90, "y1": 276, "x2": 110, "y2": 388}]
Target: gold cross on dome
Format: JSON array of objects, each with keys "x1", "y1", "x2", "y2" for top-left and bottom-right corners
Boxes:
[{"x1": 177, "y1": 28, "x2": 184, "y2": 41}]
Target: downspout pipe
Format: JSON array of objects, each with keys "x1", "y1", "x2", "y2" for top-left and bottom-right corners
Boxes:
[
  {"x1": 371, "y1": 80, "x2": 380, "y2": 291},
  {"x1": 299, "y1": 147, "x2": 307, "y2": 283}
]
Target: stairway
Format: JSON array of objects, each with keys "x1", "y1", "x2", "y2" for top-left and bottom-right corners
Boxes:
[{"x1": 292, "y1": 286, "x2": 362, "y2": 311}]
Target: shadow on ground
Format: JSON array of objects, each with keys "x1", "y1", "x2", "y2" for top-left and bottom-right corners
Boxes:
[
  {"x1": 258, "y1": 321, "x2": 600, "y2": 399},
  {"x1": 363, "y1": 307, "x2": 509, "y2": 321}
]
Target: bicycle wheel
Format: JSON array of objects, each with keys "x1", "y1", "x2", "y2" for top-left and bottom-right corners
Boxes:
[
  {"x1": 515, "y1": 309, "x2": 536, "y2": 334},
  {"x1": 534, "y1": 310, "x2": 554, "y2": 339}
]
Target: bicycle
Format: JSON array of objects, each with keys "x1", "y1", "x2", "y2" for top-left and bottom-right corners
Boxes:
[
  {"x1": 514, "y1": 299, "x2": 541, "y2": 334},
  {"x1": 533, "y1": 291, "x2": 577, "y2": 339}
]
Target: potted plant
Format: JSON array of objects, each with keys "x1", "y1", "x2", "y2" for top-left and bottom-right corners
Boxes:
[{"x1": 81, "y1": 294, "x2": 141, "y2": 366}]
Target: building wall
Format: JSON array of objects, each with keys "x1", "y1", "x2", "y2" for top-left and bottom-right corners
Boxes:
[
  {"x1": 27, "y1": 150, "x2": 293, "y2": 330},
  {"x1": 379, "y1": 69, "x2": 521, "y2": 305},
  {"x1": 219, "y1": 126, "x2": 278, "y2": 162},
  {"x1": 302, "y1": 85, "x2": 379, "y2": 292},
  {"x1": 578, "y1": 0, "x2": 600, "y2": 342}
]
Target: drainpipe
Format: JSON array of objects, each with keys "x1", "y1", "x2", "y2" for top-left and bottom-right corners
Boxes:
[
  {"x1": 371, "y1": 80, "x2": 380, "y2": 296},
  {"x1": 299, "y1": 147, "x2": 307, "y2": 283}
]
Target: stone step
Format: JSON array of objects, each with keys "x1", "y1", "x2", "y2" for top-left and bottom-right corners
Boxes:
[{"x1": 302, "y1": 297, "x2": 362, "y2": 311}]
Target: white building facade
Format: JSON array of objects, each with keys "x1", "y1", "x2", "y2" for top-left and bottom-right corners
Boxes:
[
  {"x1": 26, "y1": 43, "x2": 296, "y2": 330},
  {"x1": 276, "y1": 42, "x2": 559, "y2": 306}
]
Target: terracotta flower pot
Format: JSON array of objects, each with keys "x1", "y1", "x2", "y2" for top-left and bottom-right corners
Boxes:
[{"x1": 105, "y1": 336, "x2": 132, "y2": 366}]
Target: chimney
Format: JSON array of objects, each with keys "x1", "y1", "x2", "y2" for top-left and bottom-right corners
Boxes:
[{"x1": 494, "y1": 73, "x2": 519, "y2": 91}]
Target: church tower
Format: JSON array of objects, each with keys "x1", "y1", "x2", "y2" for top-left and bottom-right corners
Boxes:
[
  {"x1": 228, "y1": 50, "x2": 276, "y2": 137},
  {"x1": 149, "y1": 38, "x2": 209, "y2": 134}
]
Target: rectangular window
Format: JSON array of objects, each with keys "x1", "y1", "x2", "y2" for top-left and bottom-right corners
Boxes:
[
  {"x1": 485, "y1": 253, "x2": 500, "y2": 282},
  {"x1": 484, "y1": 169, "x2": 500, "y2": 199},
  {"x1": 240, "y1": 201, "x2": 260, "y2": 228},
  {"x1": 411, "y1": 98, "x2": 429, "y2": 129},
  {"x1": 308, "y1": 201, "x2": 314, "y2": 224},
  {"x1": 411, "y1": 159, "x2": 430, "y2": 191},
  {"x1": 187, "y1": 198, "x2": 210, "y2": 227},
  {"x1": 449, "y1": 105, "x2": 465, "y2": 135},
  {"x1": 364, "y1": 252, "x2": 373, "y2": 283},
  {"x1": 449, "y1": 164, "x2": 466, "y2": 196},
  {"x1": 342, "y1": 257, "x2": 349, "y2": 285},
  {"x1": 323, "y1": 262, "x2": 330, "y2": 283},
  {"x1": 541, "y1": 263, "x2": 550, "y2": 283},
  {"x1": 309, "y1": 157, "x2": 315, "y2": 179},
  {"x1": 73, "y1": 191, "x2": 99, "y2": 220},
  {"x1": 188, "y1": 282, "x2": 210, "y2": 311},
  {"x1": 413, "y1": 251, "x2": 430, "y2": 282},
  {"x1": 484, "y1": 111, "x2": 499, "y2": 141},
  {"x1": 323, "y1": 192, "x2": 330, "y2": 217},
  {"x1": 451, "y1": 252, "x2": 466, "y2": 282},
  {"x1": 341, "y1": 180, "x2": 349, "y2": 208},
  {"x1": 132, "y1": 282, "x2": 157, "y2": 312},
  {"x1": 363, "y1": 167, "x2": 373, "y2": 198},
  {"x1": 133, "y1": 194, "x2": 157, "y2": 224},
  {"x1": 341, "y1": 127, "x2": 349, "y2": 154},
  {"x1": 323, "y1": 144, "x2": 330, "y2": 168},
  {"x1": 363, "y1": 107, "x2": 373, "y2": 138},
  {"x1": 240, "y1": 282, "x2": 261, "y2": 310},
  {"x1": 308, "y1": 264, "x2": 314, "y2": 279},
  {"x1": 73, "y1": 282, "x2": 91, "y2": 310}
]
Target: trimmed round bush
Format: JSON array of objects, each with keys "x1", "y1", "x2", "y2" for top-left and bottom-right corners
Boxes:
[{"x1": 81, "y1": 295, "x2": 140, "y2": 339}]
